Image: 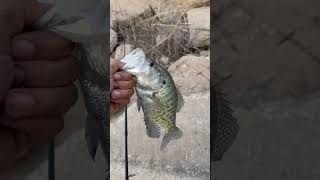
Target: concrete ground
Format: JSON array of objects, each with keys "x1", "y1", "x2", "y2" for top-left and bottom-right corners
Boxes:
[
  {"x1": 213, "y1": 0, "x2": 320, "y2": 179},
  {"x1": 110, "y1": 92, "x2": 210, "y2": 179},
  {"x1": 0, "y1": 91, "x2": 210, "y2": 180},
  {"x1": 213, "y1": 92, "x2": 320, "y2": 180}
]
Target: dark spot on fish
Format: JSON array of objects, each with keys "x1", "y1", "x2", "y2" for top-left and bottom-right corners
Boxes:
[
  {"x1": 163, "y1": 80, "x2": 166, "y2": 84},
  {"x1": 150, "y1": 62, "x2": 154, "y2": 67}
]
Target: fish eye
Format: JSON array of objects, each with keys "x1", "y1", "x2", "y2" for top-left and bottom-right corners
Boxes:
[
  {"x1": 150, "y1": 62, "x2": 154, "y2": 67},
  {"x1": 162, "y1": 80, "x2": 166, "y2": 84}
]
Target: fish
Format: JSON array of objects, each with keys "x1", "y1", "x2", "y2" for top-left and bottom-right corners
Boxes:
[
  {"x1": 35, "y1": 0, "x2": 110, "y2": 164},
  {"x1": 76, "y1": 44, "x2": 109, "y2": 163},
  {"x1": 121, "y1": 48, "x2": 184, "y2": 151},
  {"x1": 211, "y1": 72, "x2": 239, "y2": 161}
]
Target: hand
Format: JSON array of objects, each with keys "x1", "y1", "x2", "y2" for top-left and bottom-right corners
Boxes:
[
  {"x1": 110, "y1": 60, "x2": 135, "y2": 113},
  {"x1": 0, "y1": 0, "x2": 79, "y2": 168}
]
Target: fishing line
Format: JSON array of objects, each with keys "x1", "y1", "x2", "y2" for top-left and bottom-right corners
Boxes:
[{"x1": 48, "y1": 139, "x2": 55, "y2": 180}]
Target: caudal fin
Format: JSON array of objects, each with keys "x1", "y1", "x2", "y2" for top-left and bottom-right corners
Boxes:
[
  {"x1": 85, "y1": 115, "x2": 109, "y2": 162},
  {"x1": 85, "y1": 115, "x2": 99, "y2": 160},
  {"x1": 160, "y1": 127, "x2": 183, "y2": 152}
]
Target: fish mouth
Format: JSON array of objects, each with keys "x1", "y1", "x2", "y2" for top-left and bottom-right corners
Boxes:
[{"x1": 120, "y1": 48, "x2": 150, "y2": 75}]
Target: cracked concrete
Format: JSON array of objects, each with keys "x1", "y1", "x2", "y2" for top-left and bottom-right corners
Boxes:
[{"x1": 213, "y1": 0, "x2": 320, "y2": 179}]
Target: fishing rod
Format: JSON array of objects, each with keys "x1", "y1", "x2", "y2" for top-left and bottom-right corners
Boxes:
[
  {"x1": 124, "y1": 106, "x2": 129, "y2": 180},
  {"x1": 123, "y1": 37, "x2": 129, "y2": 180},
  {"x1": 48, "y1": 139, "x2": 55, "y2": 180}
]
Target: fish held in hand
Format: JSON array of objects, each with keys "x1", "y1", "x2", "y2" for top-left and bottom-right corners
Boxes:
[
  {"x1": 35, "y1": 0, "x2": 110, "y2": 164},
  {"x1": 121, "y1": 49, "x2": 184, "y2": 151}
]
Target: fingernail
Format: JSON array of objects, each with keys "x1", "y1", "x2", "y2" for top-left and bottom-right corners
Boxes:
[
  {"x1": 6, "y1": 92, "x2": 35, "y2": 118},
  {"x1": 12, "y1": 39, "x2": 35, "y2": 59},
  {"x1": 114, "y1": 73, "x2": 121, "y2": 80},
  {"x1": 112, "y1": 90, "x2": 121, "y2": 98}
]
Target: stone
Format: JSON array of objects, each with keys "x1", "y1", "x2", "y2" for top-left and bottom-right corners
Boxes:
[
  {"x1": 150, "y1": 0, "x2": 210, "y2": 12},
  {"x1": 187, "y1": 6, "x2": 210, "y2": 48},
  {"x1": 168, "y1": 55, "x2": 210, "y2": 95},
  {"x1": 110, "y1": 29, "x2": 118, "y2": 51},
  {"x1": 114, "y1": 44, "x2": 135, "y2": 60},
  {"x1": 111, "y1": 0, "x2": 151, "y2": 28}
]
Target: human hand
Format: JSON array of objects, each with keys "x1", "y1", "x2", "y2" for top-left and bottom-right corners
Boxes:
[
  {"x1": 0, "y1": 0, "x2": 79, "y2": 168},
  {"x1": 110, "y1": 60, "x2": 135, "y2": 113}
]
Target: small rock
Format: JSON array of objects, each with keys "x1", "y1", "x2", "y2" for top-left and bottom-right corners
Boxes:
[
  {"x1": 168, "y1": 55, "x2": 210, "y2": 95},
  {"x1": 187, "y1": 6, "x2": 210, "y2": 48},
  {"x1": 114, "y1": 44, "x2": 135, "y2": 59},
  {"x1": 110, "y1": 29, "x2": 118, "y2": 51}
]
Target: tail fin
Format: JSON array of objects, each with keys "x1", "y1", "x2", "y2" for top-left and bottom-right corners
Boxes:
[
  {"x1": 85, "y1": 115, "x2": 99, "y2": 160},
  {"x1": 160, "y1": 127, "x2": 183, "y2": 152},
  {"x1": 85, "y1": 114, "x2": 109, "y2": 162}
]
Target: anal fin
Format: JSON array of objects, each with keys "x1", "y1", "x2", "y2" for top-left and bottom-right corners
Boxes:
[{"x1": 144, "y1": 116, "x2": 161, "y2": 138}]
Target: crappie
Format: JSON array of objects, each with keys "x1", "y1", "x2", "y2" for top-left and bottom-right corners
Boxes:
[
  {"x1": 35, "y1": 0, "x2": 109, "y2": 163},
  {"x1": 121, "y1": 49, "x2": 184, "y2": 151}
]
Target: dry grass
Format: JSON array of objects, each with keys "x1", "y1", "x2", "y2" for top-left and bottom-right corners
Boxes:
[{"x1": 112, "y1": 6, "x2": 200, "y2": 67}]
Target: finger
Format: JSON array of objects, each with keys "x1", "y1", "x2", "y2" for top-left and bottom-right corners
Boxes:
[
  {"x1": 0, "y1": 0, "x2": 23, "y2": 53},
  {"x1": 15, "y1": 56, "x2": 79, "y2": 87},
  {"x1": 12, "y1": 64, "x2": 24, "y2": 87},
  {"x1": 114, "y1": 71, "x2": 133, "y2": 81},
  {"x1": 114, "y1": 80, "x2": 135, "y2": 90},
  {"x1": 12, "y1": 30, "x2": 74, "y2": 60},
  {"x1": 5, "y1": 85, "x2": 78, "y2": 118},
  {"x1": 111, "y1": 99, "x2": 130, "y2": 105},
  {"x1": 0, "y1": 0, "x2": 21, "y2": 101},
  {"x1": 3, "y1": 116, "x2": 64, "y2": 141},
  {"x1": 0, "y1": 55, "x2": 14, "y2": 101},
  {"x1": 111, "y1": 89, "x2": 134, "y2": 99},
  {"x1": 110, "y1": 103, "x2": 120, "y2": 113},
  {"x1": 110, "y1": 60, "x2": 124, "y2": 74}
]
